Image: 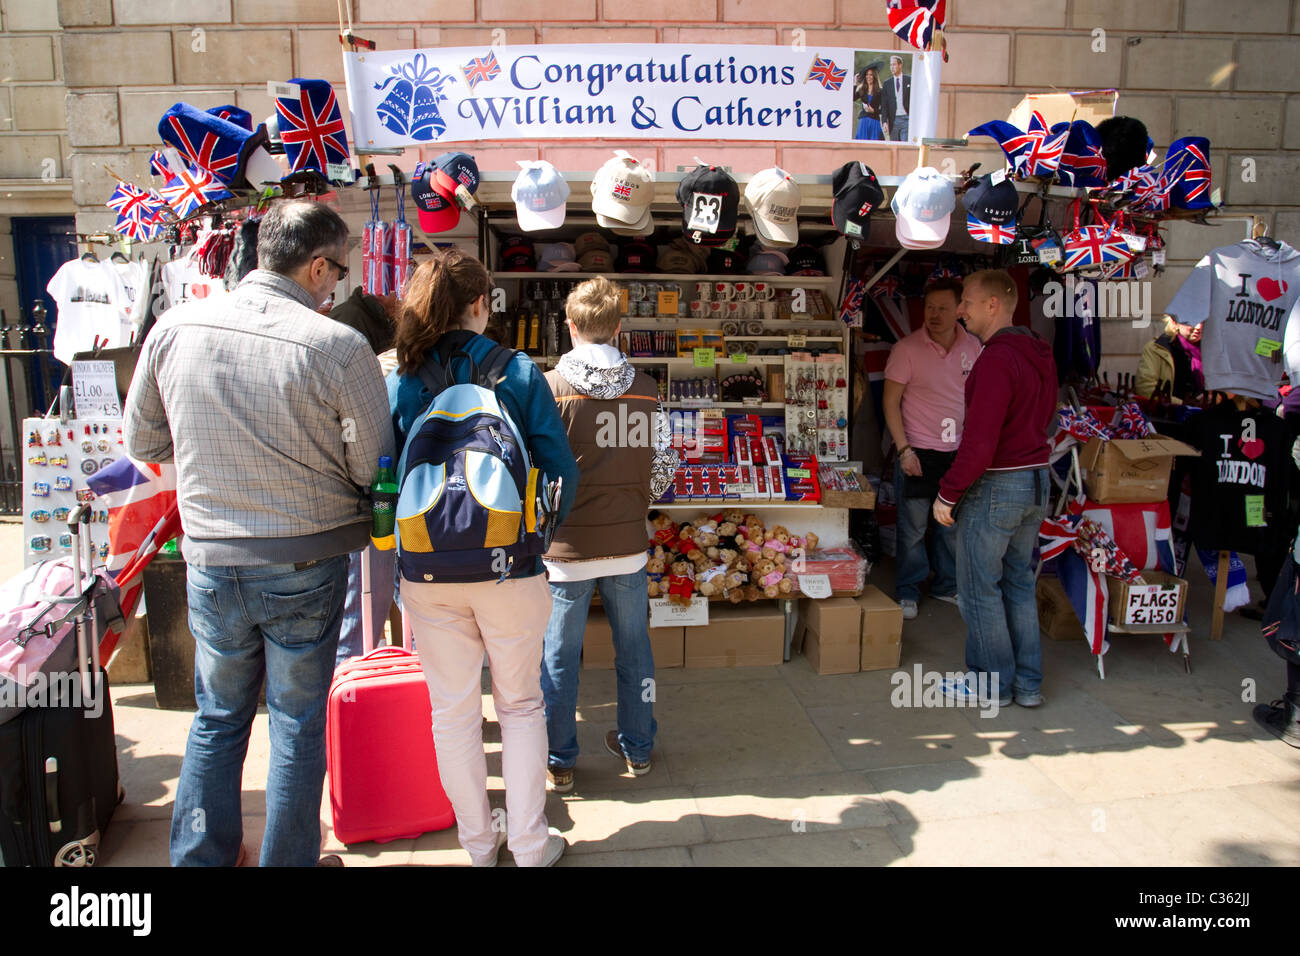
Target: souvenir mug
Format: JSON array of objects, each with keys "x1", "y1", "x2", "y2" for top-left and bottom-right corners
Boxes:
[
  {"x1": 713, "y1": 281, "x2": 735, "y2": 300},
  {"x1": 694, "y1": 281, "x2": 713, "y2": 301},
  {"x1": 752, "y1": 282, "x2": 774, "y2": 300}
]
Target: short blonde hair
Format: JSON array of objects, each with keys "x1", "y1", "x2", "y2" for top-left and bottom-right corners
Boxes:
[
  {"x1": 566, "y1": 276, "x2": 622, "y2": 343},
  {"x1": 964, "y1": 269, "x2": 1018, "y2": 313}
]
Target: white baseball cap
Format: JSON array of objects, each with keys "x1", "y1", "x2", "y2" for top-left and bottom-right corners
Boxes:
[
  {"x1": 891, "y1": 166, "x2": 956, "y2": 249},
  {"x1": 743, "y1": 167, "x2": 801, "y2": 249},
  {"x1": 591, "y1": 151, "x2": 654, "y2": 229},
  {"x1": 511, "y1": 161, "x2": 570, "y2": 232}
]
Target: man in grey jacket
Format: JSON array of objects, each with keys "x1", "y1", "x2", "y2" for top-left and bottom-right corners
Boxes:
[{"x1": 125, "y1": 201, "x2": 394, "y2": 867}]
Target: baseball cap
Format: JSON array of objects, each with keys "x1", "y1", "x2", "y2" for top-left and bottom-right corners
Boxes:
[
  {"x1": 677, "y1": 164, "x2": 740, "y2": 246},
  {"x1": 512, "y1": 161, "x2": 569, "y2": 232},
  {"x1": 606, "y1": 211, "x2": 655, "y2": 237},
  {"x1": 707, "y1": 247, "x2": 745, "y2": 275},
  {"x1": 591, "y1": 151, "x2": 654, "y2": 229},
  {"x1": 578, "y1": 248, "x2": 614, "y2": 272},
  {"x1": 657, "y1": 245, "x2": 698, "y2": 274},
  {"x1": 747, "y1": 248, "x2": 789, "y2": 275},
  {"x1": 616, "y1": 239, "x2": 656, "y2": 273},
  {"x1": 891, "y1": 166, "x2": 955, "y2": 250},
  {"x1": 538, "y1": 242, "x2": 580, "y2": 272},
  {"x1": 573, "y1": 231, "x2": 610, "y2": 258},
  {"x1": 785, "y1": 244, "x2": 826, "y2": 276},
  {"x1": 500, "y1": 235, "x2": 535, "y2": 272},
  {"x1": 411, "y1": 162, "x2": 460, "y2": 234},
  {"x1": 743, "y1": 167, "x2": 801, "y2": 249},
  {"x1": 831, "y1": 161, "x2": 885, "y2": 239},
  {"x1": 961, "y1": 172, "x2": 1020, "y2": 226}
]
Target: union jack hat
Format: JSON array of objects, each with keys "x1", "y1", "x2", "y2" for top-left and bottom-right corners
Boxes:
[
  {"x1": 274, "y1": 79, "x2": 352, "y2": 181},
  {"x1": 207, "y1": 104, "x2": 252, "y2": 130},
  {"x1": 158, "y1": 102, "x2": 269, "y2": 189},
  {"x1": 1165, "y1": 136, "x2": 1213, "y2": 211},
  {"x1": 1054, "y1": 120, "x2": 1109, "y2": 189}
]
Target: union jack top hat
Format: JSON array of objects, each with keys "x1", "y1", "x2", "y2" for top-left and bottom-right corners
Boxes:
[
  {"x1": 1165, "y1": 136, "x2": 1213, "y2": 211},
  {"x1": 158, "y1": 102, "x2": 269, "y2": 188},
  {"x1": 274, "y1": 78, "x2": 352, "y2": 181}
]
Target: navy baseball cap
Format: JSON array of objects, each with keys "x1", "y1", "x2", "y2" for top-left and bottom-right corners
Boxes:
[
  {"x1": 962, "y1": 173, "x2": 1020, "y2": 226},
  {"x1": 831, "y1": 161, "x2": 885, "y2": 239},
  {"x1": 678, "y1": 165, "x2": 740, "y2": 246}
]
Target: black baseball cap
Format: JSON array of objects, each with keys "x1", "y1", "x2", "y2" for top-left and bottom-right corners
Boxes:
[
  {"x1": 616, "y1": 239, "x2": 656, "y2": 273},
  {"x1": 830, "y1": 161, "x2": 885, "y2": 239},
  {"x1": 500, "y1": 235, "x2": 535, "y2": 271},
  {"x1": 707, "y1": 247, "x2": 745, "y2": 274},
  {"x1": 785, "y1": 244, "x2": 826, "y2": 276},
  {"x1": 962, "y1": 173, "x2": 1020, "y2": 227},
  {"x1": 677, "y1": 164, "x2": 740, "y2": 247}
]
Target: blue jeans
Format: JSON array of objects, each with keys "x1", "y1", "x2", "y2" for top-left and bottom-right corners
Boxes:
[
  {"x1": 335, "y1": 544, "x2": 397, "y2": 668},
  {"x1": 542, "y1": 568, "x2": 657, "y2": 768},
  {"x1": 170, "y1": 556, "x2": 348, "y2": 867},
  {"x1": 955, "y1": 470, "x2": 1049, "y2": 704},
  {"x1": 894, "y1": 464, "x2": 958, "y2": 603}
]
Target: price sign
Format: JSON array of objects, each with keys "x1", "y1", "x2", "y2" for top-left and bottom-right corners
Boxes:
[
  {"x1": 1121, "y1": 233, "x2": 1147, "y2": 253},
  {"x1": 657, "y1": 290, "x2": 679, "y2": 315},
  {"x1": 693, "y1": 347, "x2": 716, "y2": 369},
  {"x1": 1245, "y1": 494, "x2": 1266, "y2": 527},
  {"x1": 1254, "y1": 338, "x2": 1281, "y2": 358},
  {"x1": 618, "y1": 288, "x2": 629, "y2": 314},
  {"x1": 1152, "y1": 249, "x2": 1166, "y2": 266},
  {"x1": 326, "y1": 162, "x2": 355, "y2": 184},
  {"x1": 729, "y1": 351, "x2": 748, "y2": 363},
  {"x1": 650, "y1": 596, "x2": 710, "y2": 627},
  {"x1": 72, "y1": 361, "x2": 121, "y2": 419},
  {"x1": 685, "y1": 192, "x2": 723, "y2": 234},
  {"x1": 798, "y1": 574, "x2": 832, "y2": 599},
  {"x1": 990, "y1": 168, "x2": 1007, "y2": 186},
  {"x1": 1121, "y1": 584, "x2": 1181, "y2": 625},
  {"x1": 787, "y1": 467, "x2": 811, "y2": 479},
  {"x1": 1037, "y1": 245, "x2": 1062, "y2": 265},
  {"x1": 787, "y1": 333, "x2": 807, "y2": 348}
]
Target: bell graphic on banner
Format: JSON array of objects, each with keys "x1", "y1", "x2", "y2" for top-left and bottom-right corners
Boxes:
[{"x1": 375, "y1": 53, "x2": 457, "y2": 141}]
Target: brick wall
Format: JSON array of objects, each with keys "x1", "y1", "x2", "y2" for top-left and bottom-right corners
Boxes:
[{"x1": 43, "y1": 0, "x2": 1300, "y2": 375}]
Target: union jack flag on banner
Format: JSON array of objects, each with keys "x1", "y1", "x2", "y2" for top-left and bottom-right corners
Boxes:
[
  {"x1": 887, "y1": 0, "x2": 947, "y2": 55},
  {"x1": 275, "y1": 79, "x2": 352, "y2": 177},
  {"x1": 966, "y1": 214, "x2": 1016, "y2": 245},
  {"x1": 805, "y1": 55, "x2": 847, "y2": 92},
  {"x1": 461, "y1": 50, "x2": 501, "y2": 90},
  {"x1": 158, "y1": 161, "x2": 231, "y2": 218}
]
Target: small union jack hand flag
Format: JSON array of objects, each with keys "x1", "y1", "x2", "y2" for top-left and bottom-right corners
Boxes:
[
  {"x1": 106, "y1": 181, "x2": 157, "y2": 221},
  {"x1": 461, "y1": 50, "x2": 501, "y2": 90},
  {"x1": 805, "y1": 55, "x2": 847, "y2": 92},
  {"x1": 158, "y1": 162, "x2": 231, "y2": 219}
]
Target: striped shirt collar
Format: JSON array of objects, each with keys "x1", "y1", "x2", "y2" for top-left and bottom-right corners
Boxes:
[{"x1": 239, "y1": 269, "x2": 319, "y2": 311}]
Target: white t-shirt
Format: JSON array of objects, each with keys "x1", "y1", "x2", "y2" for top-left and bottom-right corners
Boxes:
[
  {"x1": 45, "y1": 258, "x2": 131, "y2": 365},
  {"x1": 114, "y1": 258, "x2": 150, "y2": 338},
  {"x1": 162, "y1": 256, "x2": 227, "y2": 310}
]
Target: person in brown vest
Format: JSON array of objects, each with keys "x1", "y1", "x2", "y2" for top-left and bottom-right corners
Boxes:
[{"x1": 541, "y1": 276, "x2": 678, "y2": 793}]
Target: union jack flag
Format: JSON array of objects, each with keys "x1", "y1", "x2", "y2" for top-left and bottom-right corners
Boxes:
[
  {"x1": 966, "y1": 214, "x2": 1016, "y2": 245},
  {"x1": 275, "y1": 80, "x2": 351, "y2": 177},
  {"x1": 1059, "y1": 134, "x2": 1109, "y2": 188},
  {"x1": 106, "y1": 181, "x2": 159, "y2": 221},
  {"x1": 165, "y1": 112, "x2": 239, "y2": 183},
  {"x1": 149, "y1": 150, "x2": 171, "y2": 178},
  {"x1": 1112, "y1": 400, "x2": 1154, "y2": 440},
  {"x1": 461, "y1": 51, "x2": 501, "y2": 90},
  {"x1": 888, "y1": 0, "x2": 946, "y2": 53},
  {"x1": 871, "y1": 273, "x2": 903, "y2": 298},
  {"x1": 1061, "y1": 224, "x2": 1133, "y2": 272},
  {"x1": 805, "y1": 55, "x2": 847, "y2": 91},
  {"x1": 613, "y1": 181, "x2": 633, "y2": 201},
  {"x1": 1167, "y1": 138, "x2": 1211, "y2": 206},
  {"x1": 158, "y1": 161, "x2": 231, "y2": 218},
  {"x1": 1005, "y1": 111, "x2": 1069, "y2": 178}
]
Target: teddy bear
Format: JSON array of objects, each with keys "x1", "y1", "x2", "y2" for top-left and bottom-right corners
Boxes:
[
  {"x1": 777, "y1": 566, "x2": 798, "y2": 595},
  {"x1": 717, "y1": 547, "x2": 739, "y2": 569},
  {"x1": 716, "y1": 520, "x2": 740, "y2": 552},
  {"x1": 650, "y1": 512, "x2": 680, "y2": 553},
  {"x1": 802, "y1": 530, "x2": 819, "y2": 553},
  {"x1": 695, "y1": 526, "x2": 721, "y2": 563},
  {"x1": 696, "y1": 563, "x2": 727, "y2": 597},
  {"x1": 722, "y1": 565, "x2": 748, "y2": 603},
  {"x1": 666, "y1": 560, "x2": 695, "y2": 606},
  {"x1": 646, "y1": 550, "x2": 668, "y2": 597},
  {"x1": 753, "y1": 558, "x2": 784, "y2": 598}
]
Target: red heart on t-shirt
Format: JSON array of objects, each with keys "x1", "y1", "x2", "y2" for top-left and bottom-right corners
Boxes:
[
  {"x1": 191, "y1": 283, "x2": 210, "y2": 300},
  {"x1": 1257, "y1": 277, "x2": 1288, "y2": 302},
  {"x1": 1240, "y1": 438, "x2": 1265, "y2": 460}
]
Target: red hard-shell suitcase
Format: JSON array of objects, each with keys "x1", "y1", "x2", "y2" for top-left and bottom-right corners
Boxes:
[{"x1": 325, "y1": 552, "x2": 454, "y2": 845}]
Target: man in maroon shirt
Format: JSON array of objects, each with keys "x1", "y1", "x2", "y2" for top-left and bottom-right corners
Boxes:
[{"x1": 932, "y1": 270, "x2": 1058, "y2": 708}]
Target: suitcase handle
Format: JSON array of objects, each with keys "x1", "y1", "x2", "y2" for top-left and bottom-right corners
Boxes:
[{"x1": 359, "y1": 647, "x2": 410, "y2": 662}]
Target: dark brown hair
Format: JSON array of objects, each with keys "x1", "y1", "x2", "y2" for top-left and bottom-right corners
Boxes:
[
  {"x1": 923, "y1": 276, "x2": 963, "y2": 304},
  {"x1": 395, "y1": 247, "x2": 493, "y2": 374}
]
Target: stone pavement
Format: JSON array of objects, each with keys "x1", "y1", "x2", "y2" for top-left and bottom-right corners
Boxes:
[{"x1": 7, "y1": 520, "x2": 1298, "y2": 866}]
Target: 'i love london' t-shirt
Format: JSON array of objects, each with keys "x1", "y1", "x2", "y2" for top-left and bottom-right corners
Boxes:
[
  {"x1": 1187, "y1": 401, "x2": 1292, "y2": 555},
  {"x1": 1166, "y1": 239, "x2": 1300, "y2": 401}
]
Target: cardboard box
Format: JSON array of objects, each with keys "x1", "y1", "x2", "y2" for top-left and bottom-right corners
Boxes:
[
  {"x1": 1079, "y1": 435, "x2": 1199, "y2": 504},
  {"x1": 856, "y1": 586, "x2": 903, "y2": 671},
  {"x1": 1007, "y1": 91, "x2": 1117, "y2": 130},
  {"x1": 800, "y1": 597, "x2": 862, "y2": 674},
  {"x1": 684, "y1": 603, "x2": 784, "y2": 668},
  {"x1": 1105, "y1": 571, "x2": 1187, "y2": 628},
  {"x1": 1037, "y1": 575, "x2": 1084, "y2": 642},
  {"x1": 583, "y1": 611, "x2": 684, "y2": 670}
]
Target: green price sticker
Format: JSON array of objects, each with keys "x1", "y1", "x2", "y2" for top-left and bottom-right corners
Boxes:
[
  {"x1": 787, "y1": 467, "x2": 811, "y2": 479},
  {"x1": 1246, "y1": 495, "x2": 1266, "y2": 527},
  {"x1": 1255, "y1": 338, "x2": 1282, "y2": 357},
  {"x1": 693, "y1": 347, "x2": 716, "y2": 369},
  {"x1": 729, "y1": 351, "x2": 747, "y2": 364}
]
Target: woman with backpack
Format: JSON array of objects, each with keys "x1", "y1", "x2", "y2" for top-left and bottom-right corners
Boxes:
[{"x1": 388, "y1": 248, "x2": 579, "y2": 867}]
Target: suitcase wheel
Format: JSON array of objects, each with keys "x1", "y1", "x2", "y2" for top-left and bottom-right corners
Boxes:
[{"x1": 54, "y1": 830, "x2": 100, "y2": 867}]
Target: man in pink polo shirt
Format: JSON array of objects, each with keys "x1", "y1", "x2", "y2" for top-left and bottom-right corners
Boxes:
[{"x1": 882, "y1": 278, "x2": 980, "y2": 619}]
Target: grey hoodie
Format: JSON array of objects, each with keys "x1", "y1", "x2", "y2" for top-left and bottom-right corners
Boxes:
[
  {"x1": 554, "y1": 343, "x2": 678, "y2": 501},
  {"x1": 1167, "y1": 239, "x2": 1300, "y2": 400}
]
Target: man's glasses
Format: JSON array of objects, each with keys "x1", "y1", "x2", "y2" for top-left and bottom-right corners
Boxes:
[{"x1": 318, "y1": 255, "x2": 349, "y2": 280}]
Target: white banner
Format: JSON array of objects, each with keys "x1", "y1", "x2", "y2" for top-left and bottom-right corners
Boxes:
[{"x1": 344, "y1": 44, "x2": 940, "y2": 149}]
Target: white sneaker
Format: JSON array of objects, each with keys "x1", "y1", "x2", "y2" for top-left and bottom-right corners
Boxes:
[
  {"x1": 931, "y1": 592, "x2": 959, "y2": 607},
  {"x1": 539, "y1": 829, "x2": 568, "y2": 867},
  {"x1": 900, "y1": 599, "x2": 918, "y2": 620},
  {"x1": 471, "y1": 828, "x2": 509, "y2": 868}
]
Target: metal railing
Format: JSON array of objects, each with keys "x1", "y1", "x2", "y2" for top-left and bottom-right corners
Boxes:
[{"x1": 1, "y1": 311, "x2": 58, "y2": 515}]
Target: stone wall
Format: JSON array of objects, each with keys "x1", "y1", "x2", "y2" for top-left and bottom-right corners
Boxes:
[{"x1": 41, "y1": 0, "x2": 1300, "y2": 376}]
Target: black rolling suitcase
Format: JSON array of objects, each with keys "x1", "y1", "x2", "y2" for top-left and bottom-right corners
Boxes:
[{"x1": 0, "y1": 505, "x2": 122, "y2": 866}]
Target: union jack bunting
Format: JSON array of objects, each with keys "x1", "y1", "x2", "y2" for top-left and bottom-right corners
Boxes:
[
  {"x1": 158, "y1": 161, "x2": 231, "y2": 219},
  {"x1": 275, "y1": 79, "x2": 351, "y2": 178},
  {"x1": 106, "y1": 182, "x2": 167, "y2": 241},
  {"x1": 966, "y1": 214, "x2": 1016, "y2": 244},
  {"x1": 887, "y1": 0, "x2": 946, "y2": 54},
  {"x1": 838, "y1": 277, "x2": 867, "y2": 326},
  {"x1": 805, "y1": 55, "x2": 847, "y2": 92},
  {"x1": 870, "y1": 272, "x2": 903, "y2": 298},
  {"x1": 461, "y1": 51, "x2": 501, "y2": 90}
]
